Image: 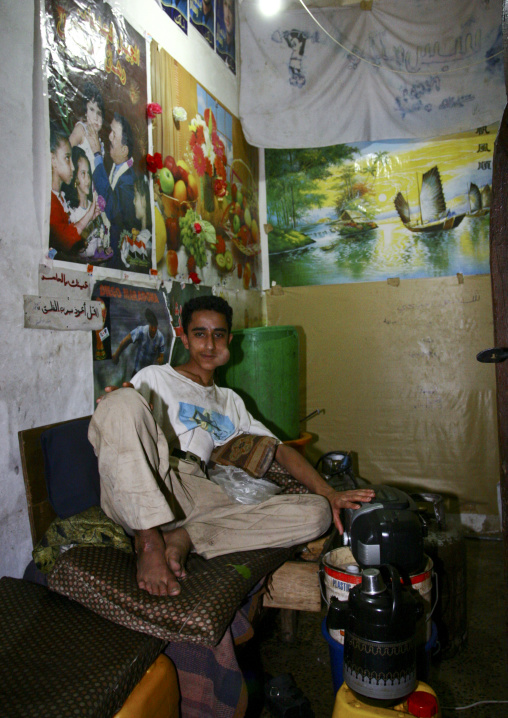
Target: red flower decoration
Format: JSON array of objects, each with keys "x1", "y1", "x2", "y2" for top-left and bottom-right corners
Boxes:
[
  {"x1": 192, "y1": 144, "x2": 206, "y2": 177},
  {"x1": 213, "y1": 178, "x2": 228, "y2": 198},
  {"x1": 146, "y1": 153, "x2": 163, "y2": 173},
  {"x1": 212, "y1": 134, "x2": 225, "y2": 160},
  {"x1": 205, "y1": 158, "x2": 214, "y2": 177},
  {"x1": 147, "y1": 103, "x2": 162, "y2": 119},
  {"x1": 189, "y1": 272, "x2": 201, "y2": 284},
  {"x1": 214, "y1": 156, "x2": 227, "y2": 181},
  {"x1": 193, "y1": 222, "x2": 202, "y2": 234},
  {"x1": 196, "y1": 125, "x2": 205, "y2": 145}
]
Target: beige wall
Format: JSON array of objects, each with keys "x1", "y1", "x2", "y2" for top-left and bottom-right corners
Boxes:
[{"x1": 266, "y1": 274, "x2": 499, "y2": 524}]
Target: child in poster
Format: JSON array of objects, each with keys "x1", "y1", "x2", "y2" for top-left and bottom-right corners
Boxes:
[{"x1": 216, "y1": 0, "x2": 235, "y2": 74}]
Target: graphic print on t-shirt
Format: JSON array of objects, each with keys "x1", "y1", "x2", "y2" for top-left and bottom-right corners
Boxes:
[{"x1": 179, "y1": 402, "x2": 235, "y2": 442}]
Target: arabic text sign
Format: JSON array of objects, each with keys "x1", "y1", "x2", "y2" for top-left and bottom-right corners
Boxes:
[
  {"x1": 38, "y1": 265, "x2": 91, "y2": 298},
  {"x1": 24, "y1": 296, "x2": 104, "y2": 331}
]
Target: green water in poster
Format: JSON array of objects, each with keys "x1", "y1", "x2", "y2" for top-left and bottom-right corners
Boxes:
[{"x1": 266, "y1": 126, "x2": 496, "y2": 286}]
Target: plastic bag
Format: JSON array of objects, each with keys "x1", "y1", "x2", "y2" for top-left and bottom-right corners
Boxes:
[{"x1": 208, "y1": 465, "x2": 282, "y2": 504}]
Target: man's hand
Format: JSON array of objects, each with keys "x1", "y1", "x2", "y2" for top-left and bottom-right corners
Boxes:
[
  {"x1": 327, "y1": 488, "x2": 376, "y2": 534},
  {"x1": 96, "y1": 382, "x2": 134, "y2": 404},
  {"x1": 87, "y1": 124, "x2": 101, "y2": 155},
  {"x1": 274, "y1": 443, "x2": 376, "y2": 534}
]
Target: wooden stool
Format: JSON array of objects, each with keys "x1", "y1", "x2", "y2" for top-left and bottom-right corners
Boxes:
[{"x1": 263, "y1": 536, "x2": 325, "y2": 641}]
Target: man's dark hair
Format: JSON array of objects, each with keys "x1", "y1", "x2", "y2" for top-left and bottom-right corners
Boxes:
[
  {"x1": 114, "y1": 112, "x2": 134, "y2": 157},
  {"x1": 145, "y1": 308, "x2": 158, "y2": 327},
  {"x1": 49, "y1": 121, "x2": 69, "y2": 153},
  {"x1": 81, "y1": 82, "x2": 105, "y2": 119},
  {"x1": 182, "y1": 296, "x2": 233, "y2": 334}
]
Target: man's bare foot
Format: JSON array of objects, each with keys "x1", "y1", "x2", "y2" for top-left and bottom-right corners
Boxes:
[
  {"x1": 162, "y1": 527, "x2": 191, "y2": 580},
  {"x1": 134, "y1": 527, "x2": 189, "y2": 596}
]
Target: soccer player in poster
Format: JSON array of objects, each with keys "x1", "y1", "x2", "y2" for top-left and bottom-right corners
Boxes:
[{"x1": 112, "y1": 308, "x2": 166, "y2": 377}]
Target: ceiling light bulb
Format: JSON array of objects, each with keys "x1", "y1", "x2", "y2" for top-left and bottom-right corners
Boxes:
[{"x1": 259, "y1": 0, "x2": 282, "y2": 16}]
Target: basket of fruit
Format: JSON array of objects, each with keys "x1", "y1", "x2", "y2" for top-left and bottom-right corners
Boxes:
[
  {"x1": 220, "y1": 160, "x2": 260, "y2": 256},
  {"x1": 157, "y1": 155, "x2": 199, "y2": 218}
]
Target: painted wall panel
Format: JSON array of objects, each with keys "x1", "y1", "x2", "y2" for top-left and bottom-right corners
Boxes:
[{"x1": 266, "y1": 275, "x2": 499, "y2": 525}]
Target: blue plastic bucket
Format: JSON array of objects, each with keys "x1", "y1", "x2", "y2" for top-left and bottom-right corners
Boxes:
[{"x1": 321, "y1": 618, "x2": 344, "y2": 694}]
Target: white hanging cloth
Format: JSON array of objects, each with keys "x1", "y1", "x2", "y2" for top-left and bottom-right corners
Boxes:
[{"x1": 239, "y1": 0, "x2": 505, "y2": 148}]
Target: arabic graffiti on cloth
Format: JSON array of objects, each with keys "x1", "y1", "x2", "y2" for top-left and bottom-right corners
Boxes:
[
  {"x1": 179, "y1": 402, "x2": 236, "y2": 442},
  {"x1": 239, "y1": 0, "x2": 504, "y2": 147}
]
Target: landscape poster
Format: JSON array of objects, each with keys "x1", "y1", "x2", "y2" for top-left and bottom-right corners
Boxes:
[{"x1": 266, "y1": 124, "x2": 497, "y2": 286}]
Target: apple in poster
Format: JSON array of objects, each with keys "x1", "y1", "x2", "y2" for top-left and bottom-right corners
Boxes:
[
  {"x1": 159, "y1": 167, "x2": 175, "y2": 195},
  {"x1": 164, "y1": 155, "x2": 177, "y2": 175}
]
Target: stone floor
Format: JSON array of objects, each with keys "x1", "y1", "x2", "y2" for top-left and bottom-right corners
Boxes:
[{"x1": 239, "y1": 536, "x2": 508, "y2": 717}]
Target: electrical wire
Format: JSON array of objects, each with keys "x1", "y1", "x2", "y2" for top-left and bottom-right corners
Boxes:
[
  {"x1": 443, "y1": 699, "x2": 508, "y2": 711},
  {"x1": 297, "y1": 0, "x2": 504, "y2": 77}
]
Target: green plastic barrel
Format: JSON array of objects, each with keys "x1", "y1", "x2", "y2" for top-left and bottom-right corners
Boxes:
[{"x1": 216, "y1": 326, "x2": 300, "y2": 441}]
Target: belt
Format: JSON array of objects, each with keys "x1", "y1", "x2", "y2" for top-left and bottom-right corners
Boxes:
[{"x1": 170, "y1": 447, "x2": 208, "y2": 476}]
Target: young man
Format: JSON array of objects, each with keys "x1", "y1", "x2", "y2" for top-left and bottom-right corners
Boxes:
[{"x1": 89, "y1": 296, "x2": 374, "y2": 596}]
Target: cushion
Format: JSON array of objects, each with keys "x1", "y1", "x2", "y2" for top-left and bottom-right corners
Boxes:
[
  {"x1": 41, "y1": 418, "x2": 100, "y2": 518},
  {"x1": 32, "y1": 506, "x2": 132, "y2": 574},
  {"x1": 264, "y1": 461, "x2": 310, "y2": 494},
  {"x1": 0, "y1": 577, "x2": 163, "y2": 718},
  {"x1": 48, "y1": 544, "x2": 292, "y2": 647},
  {"x1": 210, "y1": 434, "x2": 278, "y2": 478}
]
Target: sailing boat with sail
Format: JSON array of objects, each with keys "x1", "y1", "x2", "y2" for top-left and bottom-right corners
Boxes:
[
  {"x1": 466, "y1": 182, "x2": 491, "y2": 217},
  {"x1": 394, "y1": 166, "x2": 466, "y2": 233}
]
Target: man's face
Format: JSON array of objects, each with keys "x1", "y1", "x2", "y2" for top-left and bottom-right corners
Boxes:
[
  {"x1": 148, "y1": 324, "x2": 157, "y2": 339},
  {"x1": 224, "y1": 0, "x2": 234, "y2": 37},
  {"x1": 109, "y1": 119, "x2": 128, "y2": 165},
  {"x1": 52, "y1": 139, "x2": 74, "y2": 185},
  {"x1": 182, "y1": 310, "x2": 232, "y2": 372}
]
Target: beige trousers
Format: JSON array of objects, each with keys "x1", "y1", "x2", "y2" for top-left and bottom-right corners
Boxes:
[{"x1": 88, "y1": 388, "x2": 331, "y2": 558}]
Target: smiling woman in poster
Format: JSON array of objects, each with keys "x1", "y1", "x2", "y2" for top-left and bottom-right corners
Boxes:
[{"x1": 64, "y1": 146, "x2": 111, "y2": 261}]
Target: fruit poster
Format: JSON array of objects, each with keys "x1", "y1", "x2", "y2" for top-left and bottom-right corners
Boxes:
[
  {"x1": 150, "y1": 43, "x2": 261, "y2": 291},
  {"x1": 266, "y1": 124, "x2": 497, "y2": 287},
  {"x1": 43, "y1": 0, "x2": 152, "y2": 274},
  {"x1": 92, "y1": 280, "x2": 174, "y2": 402}
]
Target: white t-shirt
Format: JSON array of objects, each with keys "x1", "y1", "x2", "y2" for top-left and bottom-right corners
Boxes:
[{"x1": 131, "y1": 364, "x2": 277, "y2": 464}]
